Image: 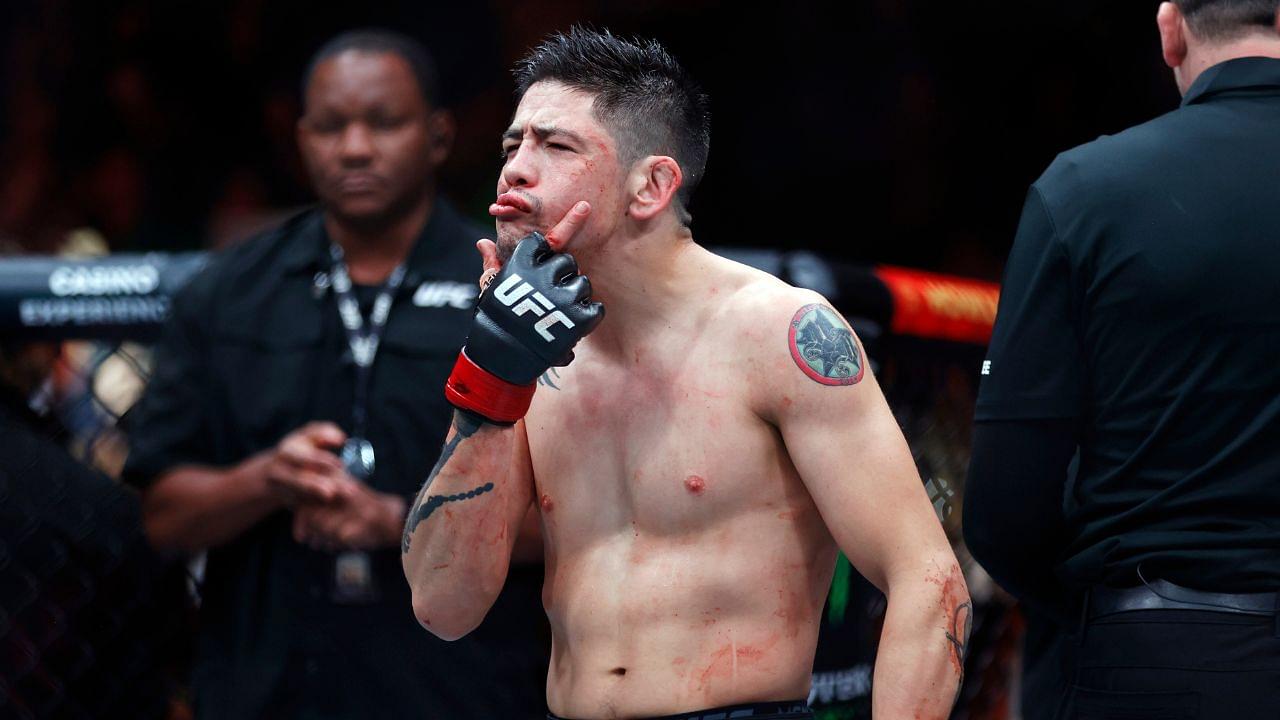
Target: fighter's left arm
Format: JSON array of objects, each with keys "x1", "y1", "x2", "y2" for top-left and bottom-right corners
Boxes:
[{"x1": 756, "y1": 292, "x2": 968, "y2": 720}]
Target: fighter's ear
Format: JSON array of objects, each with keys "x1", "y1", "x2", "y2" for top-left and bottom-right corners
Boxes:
[
  {"x1": 1157, "y1": 1, "x2": 1189, "y2": 71},
  {"x1": 627, "y1": 156, "x2": 683, "y2": 222}
]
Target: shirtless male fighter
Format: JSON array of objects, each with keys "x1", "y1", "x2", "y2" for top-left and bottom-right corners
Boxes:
[{"x1": 402, "y1": 28, "x2": 969, "y2": 720}]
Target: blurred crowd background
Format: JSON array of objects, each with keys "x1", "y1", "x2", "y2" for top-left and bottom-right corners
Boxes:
[{"x1": 1, "y1": 0, "x2": 1178, "y2": 275}]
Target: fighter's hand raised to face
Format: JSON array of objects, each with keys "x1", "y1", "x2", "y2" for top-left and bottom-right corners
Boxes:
[
  {"x1": 476, "y1": 200, "x2": 592, "y2": 289},
  {"x1": 449, "y1": 201, "x2": 604, "y2": 424}
]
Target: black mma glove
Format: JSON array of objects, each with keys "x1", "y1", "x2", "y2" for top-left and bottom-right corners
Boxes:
[{"x1": 445, "y1": 232, "x2": 604, "y2": 424}]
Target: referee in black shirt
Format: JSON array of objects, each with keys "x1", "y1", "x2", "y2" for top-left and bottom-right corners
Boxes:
[
  {"x1": 124, "y1": 30, "x2": 548, "y2": 718},
  {"x1": 965, "y1": 2, "x2": 1280, "y2": 717}
]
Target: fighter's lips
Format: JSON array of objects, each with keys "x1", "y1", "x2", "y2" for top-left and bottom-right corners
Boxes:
[{"x1": 490, "y1": 192, "x2": 533, "y2": 219}]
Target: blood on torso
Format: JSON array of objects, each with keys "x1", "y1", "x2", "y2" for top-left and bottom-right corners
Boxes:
[{"x1": 523, "y1": 266, "x2": 839, "y2": 718}]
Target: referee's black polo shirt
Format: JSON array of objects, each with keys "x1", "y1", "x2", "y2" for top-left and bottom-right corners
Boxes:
[
  {"x1": 123, "y1": 200, "x2": 548, "y2": 719},
  {"x1": 975, "y1": 57, "x2": 1280, "y2": 594}
]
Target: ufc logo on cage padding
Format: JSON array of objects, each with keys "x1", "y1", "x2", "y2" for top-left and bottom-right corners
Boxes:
[{"x1": 493, "y1": 273, "x2": 576, "y2": 341}]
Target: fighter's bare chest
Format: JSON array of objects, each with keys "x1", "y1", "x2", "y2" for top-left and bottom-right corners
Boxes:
[{"x1": 524, "y1": 356, "x2": 784, "y2": 530}]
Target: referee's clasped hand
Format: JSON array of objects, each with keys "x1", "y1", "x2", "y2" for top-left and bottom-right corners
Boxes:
[
  {"x1": 265, "y1": 421, "x2": 407, "y2": 552},
  {"x1": 265, "y1": 422, "x2": 355, "y2": 506},
  {"x1": 291, "y1": 485, "x2": 405, "y2": 552}
]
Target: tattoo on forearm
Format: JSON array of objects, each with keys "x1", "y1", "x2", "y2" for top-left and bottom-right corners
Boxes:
[
  {"x1": 787, "y1": 304, "x2": 864, "y2": 386},
  {"x1": 945, "y1": 600, "x2": 974, "y2": 707},
  {"x1": 404, "y1": 482, "x2": 495, "y2": 544},
  {"x1": 401, "y1": 411, "x2": 485, "y2": 554}
]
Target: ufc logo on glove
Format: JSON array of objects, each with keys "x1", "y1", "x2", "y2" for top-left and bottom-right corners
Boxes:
[
  {"x1": 445, "y1": 233, "x2": 605, "y2": 424},
  {"x1": 493, "y1": 273, "x2": 577, "y2": 342}
]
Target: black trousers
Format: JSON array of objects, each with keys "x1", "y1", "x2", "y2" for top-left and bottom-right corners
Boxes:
[{"x1": 1062, "y1": 608, "x2": 1280, "y2": 719}]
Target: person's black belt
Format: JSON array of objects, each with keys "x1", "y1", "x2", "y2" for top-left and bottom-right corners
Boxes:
[{"x1": 1089, "y1": 578, "x2": 1278, "y2": 619}]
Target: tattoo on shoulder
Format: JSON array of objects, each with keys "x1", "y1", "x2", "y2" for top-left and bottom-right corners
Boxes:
[
  {"x1": 401, "y1": 410, "x2": 487, "y2": 555},
  {"x1": 538, "y1": 367, "x2": 562, "y2": 391},
  {"x1": 787, "y1": 304, "x2": 864, "y2": 386},
  {"x1": 946, "y1": 600, "x2": 974, "y2": 708}
]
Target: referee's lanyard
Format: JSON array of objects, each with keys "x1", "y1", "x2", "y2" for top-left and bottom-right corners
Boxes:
[{"x1": 328, "y1": 243, "x2": 407, "y2": 482}]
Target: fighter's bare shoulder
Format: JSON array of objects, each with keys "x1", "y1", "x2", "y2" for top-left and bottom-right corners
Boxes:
[{"x1": 707, "y1": 255, "x2": 868, "y2": 418}]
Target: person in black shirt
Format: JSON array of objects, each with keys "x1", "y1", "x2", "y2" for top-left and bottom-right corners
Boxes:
[
  {"x1": 123, "y1": 29, "x2": 548, "y2": 719},
  {"x1": 964, "y1": 2, "x2": 1280, "y2": 717}
]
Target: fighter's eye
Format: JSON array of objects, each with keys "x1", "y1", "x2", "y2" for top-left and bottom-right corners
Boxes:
[
  {"x1": 501, "y1": 144, "x2": 519, "y2": 160},
  {"x1": 548, "y1": 142, "x2": 572, "y2": 152}
]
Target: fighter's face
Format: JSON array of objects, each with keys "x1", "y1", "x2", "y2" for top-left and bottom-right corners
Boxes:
[
  {"x1": 494, "y1": 81, "x2": 628, "y2": 261},
  {"x1": 298, "y1": 51, "x2": 442, "y2": 226}
]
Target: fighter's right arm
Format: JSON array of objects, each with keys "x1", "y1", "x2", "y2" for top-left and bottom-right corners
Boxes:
[
  {"x1": 400, "y1": 411, "x2": 535, "y2": 640},
  {"x1": 402, "y1": 220, "x2": 602, "y2": 640}
]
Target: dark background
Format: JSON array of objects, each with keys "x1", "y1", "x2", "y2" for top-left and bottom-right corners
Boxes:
[{"x1": 0, "y1": 0, "x2": 1179, "y2": 280}]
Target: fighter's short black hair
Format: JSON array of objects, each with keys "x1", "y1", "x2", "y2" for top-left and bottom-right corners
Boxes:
[
  {"x1": 302, "y1": 28, "x2": 441, "y2": 109},
  {"x1": 1175, "y1": 0, "x2": 1279, "y2": 40},
  {"x1": 513, "y1": 27, "x2": 711, "y2": 225}
]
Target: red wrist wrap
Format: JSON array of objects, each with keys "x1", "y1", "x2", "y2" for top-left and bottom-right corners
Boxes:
[{"x1": 444, "y1": 350, "x2": 537, "y2": 424}]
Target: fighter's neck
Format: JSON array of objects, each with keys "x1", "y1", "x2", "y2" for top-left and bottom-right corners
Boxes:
[
  {"x1": 581, "y1": 229, "x2": 712, "y2": 355},
  {"x1": 324, "y1": 194, "x2": 434, "y2": 284}
]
